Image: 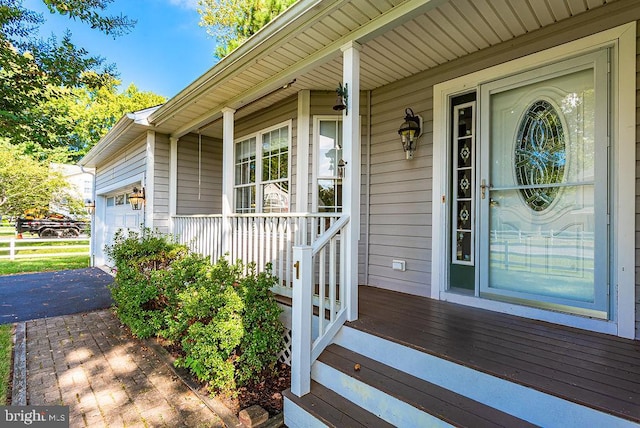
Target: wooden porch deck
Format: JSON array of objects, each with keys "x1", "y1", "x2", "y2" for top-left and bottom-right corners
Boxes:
[{"x1": 347, "y1": 286, "x2": 640, "y2": 423}]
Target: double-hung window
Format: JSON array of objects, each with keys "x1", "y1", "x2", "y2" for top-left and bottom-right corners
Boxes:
[{"x1": 234, "y1": 122, "x2": 290, "y2": 213}]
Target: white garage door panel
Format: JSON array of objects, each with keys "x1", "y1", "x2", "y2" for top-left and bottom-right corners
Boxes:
[{"x1": 97, "y1": 202, "x2": 141, "y2": 266}]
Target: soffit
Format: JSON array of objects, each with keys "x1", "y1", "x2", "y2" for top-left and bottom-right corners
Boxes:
[{"x1": 150, "y1": 0, "x2": 618, "y2": 139}]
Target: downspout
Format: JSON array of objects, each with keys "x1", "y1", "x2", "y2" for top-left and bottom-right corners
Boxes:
[
  {"x1": 169, "y1": 137, "x2": 178, "y2": 234},
  {"x1": 364, "y1": 90, "x2": 372, "y2": 285}
]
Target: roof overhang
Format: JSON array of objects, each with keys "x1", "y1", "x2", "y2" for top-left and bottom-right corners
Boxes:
[
  {"x1": 78, "y1": 105, "x2": 161, "y2": 168},
  {"x1": 147, "y1": 0, "x2": 447, "y2": 139},
  {"x1": 82, "y1": 0, "x2": 628, "y2": 162}
]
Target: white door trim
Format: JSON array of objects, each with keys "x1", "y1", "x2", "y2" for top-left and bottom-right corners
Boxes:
[{"x1": 432, "y1": 23, "x2": 636, "y2": 338}]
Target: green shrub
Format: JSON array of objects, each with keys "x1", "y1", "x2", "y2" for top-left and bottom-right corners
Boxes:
[
  {"x1": 170, "y1": 260, "x2": 284, "y2": 394},
  {"x1": 105, "y1": 228, "x2": 188, "y2": 338},
  {"x1": 236, "y1": 265, "x2": 285, "y2": 385},
  {"x1": 173, "y1": 273, "x2": 245, "y2": 392},
  {"x1": 105, "y1": 229, "x2": 286, "y2": 395}
]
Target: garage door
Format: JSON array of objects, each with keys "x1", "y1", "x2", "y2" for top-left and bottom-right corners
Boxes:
[{"x1": 98, "y1": 194, "x2": 141, "y2": 266}]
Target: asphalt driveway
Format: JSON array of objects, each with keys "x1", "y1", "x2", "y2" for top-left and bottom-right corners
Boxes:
[{"x1": 0, "y1": 267, "x2": 113, "y2": 324}]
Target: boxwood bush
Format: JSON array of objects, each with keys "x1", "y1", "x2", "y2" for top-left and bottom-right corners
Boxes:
[{"x1": 105, "y1": 228, "x2": 285, "y2": 394}]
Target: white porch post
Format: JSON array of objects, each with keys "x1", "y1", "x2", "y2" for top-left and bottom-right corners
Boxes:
[
  {"x1": 342, "y1": 41, "x2": 361, "y2": 321},
  {"x1": 169, "y1": 136, "x2": 178, "y2": 234},
  {"x1": 295, "y1": 90, "x2": 310, "y2": 212},
  {"x1": 222, "y1": 108, "x2": 236, "y2": 256},
  {"x1": 291, "y1": 245, "x2": 313, "y2": 396}
]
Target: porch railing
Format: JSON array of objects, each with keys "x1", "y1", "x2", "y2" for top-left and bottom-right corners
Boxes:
[
  {"x1": 173, "y1": 213, "x2": 341, "y2": 296},
  {"x1": 291, "y1": 215, "x2": 350, "y2": 396},
  {"x1": 174, "y1": 212, "x2": 351, "y2": 396},
  {"x1": 173, "y1": 215, "x2": 224, "y2": 262}
]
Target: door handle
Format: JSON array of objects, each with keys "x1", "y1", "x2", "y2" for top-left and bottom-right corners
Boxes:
[{"x1": 480, "y1": 179, "x2": 490, "y2": 199}]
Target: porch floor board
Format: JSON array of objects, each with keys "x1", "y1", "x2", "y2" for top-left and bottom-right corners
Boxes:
[
  {"x1": 347, "y1": 286, "x2": 640, "y2": 423},
  {"x1": 283, "y1": 381, "x2": 394, "y2": 428}
]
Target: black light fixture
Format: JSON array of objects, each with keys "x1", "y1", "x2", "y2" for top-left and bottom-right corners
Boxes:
[
  {"x1": 84, "y1": 199, "x2": 95, "y2": 215},
  {"x1": 333, "y1": 83, "x2": 348, "y2": 114},
  {"x1": 337, "y1": 159, "x2": 347, "y2": 179},
  {"x1": 129, "y1": 187, "x2": 145, "y2": 210},
  {"x1": 398, "y1": 108, "x2": 422, "y2": 160}
]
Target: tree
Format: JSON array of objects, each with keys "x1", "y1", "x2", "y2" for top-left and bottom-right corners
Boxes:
[
  {"x1": 46, "y1": 78, "x2": 166, "y2": 159},
  {"x1": 0, "y1": 140, "x2": 72, "y2": 218},
  {"x1": 0, "y1": 0, "x2": 135, "y2": 153},
  {"x1": 197, "y1": 0, "x2": 296, "y2": 58}
]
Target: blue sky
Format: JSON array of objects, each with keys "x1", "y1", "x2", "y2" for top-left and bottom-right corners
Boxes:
[{"x1": 24, "y1": 0, "x2": 218, "y2": 98}]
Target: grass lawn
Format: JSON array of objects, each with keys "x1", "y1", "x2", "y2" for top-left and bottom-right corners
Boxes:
[
  {"x1": 0, "y1": 255, "x2": 90, "y2": 276},
  {"x1": 0, "y1": 324, "x2": 11, "y2": 404}
]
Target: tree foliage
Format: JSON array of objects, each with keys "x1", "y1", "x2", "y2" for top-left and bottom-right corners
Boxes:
[
  {"x1": 0, "y1": 140, "x2": 72, "y2": 217},
  {"x1": 0, "y1": 0, "x2": 140, "y2": 157},
  {"x1": 49, "y1": 79, "x2": 165, "y2": 159},
  {"x1": 197, "y1": 0, "x2": 296, "y2": 58}
]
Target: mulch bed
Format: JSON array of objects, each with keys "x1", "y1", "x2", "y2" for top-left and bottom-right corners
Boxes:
[
  {"x1": 220, "y1": 363, "x2": 291, "y2": 416},
  {"x1": 151, "y1": 334, "x2": 290, "y2": 417}
]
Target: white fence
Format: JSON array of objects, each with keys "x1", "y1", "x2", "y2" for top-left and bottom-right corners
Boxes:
[{"x1": 0, "y1": 238, "x2": 90, "y2": 261}]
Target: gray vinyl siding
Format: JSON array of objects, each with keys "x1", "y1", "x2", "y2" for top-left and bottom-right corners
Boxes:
[
  {"x1": 153, "y1": 133, "x2": 170, "y2": 233},
  {"x1": 176, "y1": 133, "x2": 222, "y2": 215},
  {"x1": 368, "y1": 82, "x2": 432, "y2": 297},
  {"x1": 95, "y1": 137, "x2": 146, "y2": 192}
]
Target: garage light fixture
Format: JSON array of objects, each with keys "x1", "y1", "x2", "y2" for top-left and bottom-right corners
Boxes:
[
  {"x1": 84, "y1": 199, "x2": 95, "y2": 215},
  {"x1": 129, "y1": 187, "x2": 145, "y2": 210},
  {"x1": 398, "y1": 108, "x2": 422, "y2": 160}
]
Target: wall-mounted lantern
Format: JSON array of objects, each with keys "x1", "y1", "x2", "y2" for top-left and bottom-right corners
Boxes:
[
  {"x1": 337, "y1": 159, "x2": 347, "y2": 179},
  {"x1": 84, "y1": 199, "x2": 95, "y2": 215},
  {"x1": 129, "y1": 187, "x2": 145, "y2": 211},
  {"x1": 398, "y1": 108, "x2": 422, "y2": 160},
  {"x1": 333, "y1": 82, "x2": 348, "y2": 115}
]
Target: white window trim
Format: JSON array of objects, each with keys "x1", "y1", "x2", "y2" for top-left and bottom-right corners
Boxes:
[
  {"x1": 312, "y1": 115, "x2": 343, "y2": 213},
  {"x1": 233, "y1": 120, "x2": 292, "y2": 213},
  {"x1": 432, "y1": 23, "x2": 636, "y2": 338}
]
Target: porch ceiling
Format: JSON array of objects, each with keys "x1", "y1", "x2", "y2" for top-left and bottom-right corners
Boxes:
[{"x1": 148, "y1": 0, "x2": 618, "y2": 140}]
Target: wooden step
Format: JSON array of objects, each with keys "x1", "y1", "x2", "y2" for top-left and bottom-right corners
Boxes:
[
  {"x1": 318, "y1": 344, "x2": 538, "y2": 428},
  {"x1": 283, "y1": 381, "x2": 394, "y2": 428}
]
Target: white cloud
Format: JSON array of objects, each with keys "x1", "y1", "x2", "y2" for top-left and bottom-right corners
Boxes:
[{"x1": 167, "y1": 0, "x2": 199, "y2": 10}]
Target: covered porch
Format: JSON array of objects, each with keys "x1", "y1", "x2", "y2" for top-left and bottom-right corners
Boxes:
[{"x1": 131, "y1": 0, "x2": 639, "y2": 424}]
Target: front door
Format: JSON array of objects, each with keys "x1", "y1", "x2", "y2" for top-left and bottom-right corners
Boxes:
[{"x1": 478, "y1": 50, "x2": 609, "y2": 318}]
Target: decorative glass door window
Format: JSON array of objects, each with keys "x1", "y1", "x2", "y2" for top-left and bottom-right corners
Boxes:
[
  {"x1": 452, "y1": 102, "x2": 475, "y2": 265},
  {"x1": 515, "y1": 100, "x2": 566, "y2": 211}
]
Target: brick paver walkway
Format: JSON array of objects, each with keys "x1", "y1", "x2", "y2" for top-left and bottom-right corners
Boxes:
[{"x1": 25, "y1": 310, "x2": 224, "y2": 427}]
